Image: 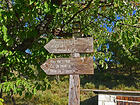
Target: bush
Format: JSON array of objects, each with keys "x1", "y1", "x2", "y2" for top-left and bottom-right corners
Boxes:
[{"x1": 84, "y1": 83, "x2": 95, "y2": 89}]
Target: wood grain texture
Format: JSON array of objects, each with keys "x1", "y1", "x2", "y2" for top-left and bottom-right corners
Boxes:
[
  {"x1": 41, "y1": 57, "x2": 94, "y2": 75},
  {"x1": 44, "y1": 37, "x2": 93, "y2": 54},
  {"x1": 69, "y1": 53, "x2": 80, "y2": 105},
  {"x1": 69, "y1": 75, "x2": 80, "y2": 105}
]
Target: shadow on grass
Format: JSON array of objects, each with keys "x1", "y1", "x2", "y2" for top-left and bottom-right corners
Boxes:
[
  {"x1": 80, "y1": 70, "x2": 140, "y2": 90},
  {"x1": 81, "y1": 95, "x2": 98, "y2": 105}
]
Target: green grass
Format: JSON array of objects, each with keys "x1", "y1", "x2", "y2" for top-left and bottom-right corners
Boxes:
[{"x1": 3, "y1": 71, "x2": 140, "y2": 105}]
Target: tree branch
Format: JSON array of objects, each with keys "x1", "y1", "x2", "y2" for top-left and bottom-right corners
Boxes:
[
  {"x1": 14, "y1": 14, "x2": 54, "y2": 52},
  {"x1": 120, "y1": 23, "x2": 140, "y2": 28},
  {"x1": 62, "y1": 0, "x2": 94, "y2": 28},
  {"x1": 98, "y1": 2, "x2": 114, "y2": 8},
  {"x1": 52, "y1": 28, "x2": 73, "y2": 38},
  {"x1": 5, "y1": 0, "x2": 12, "y2": 9}
]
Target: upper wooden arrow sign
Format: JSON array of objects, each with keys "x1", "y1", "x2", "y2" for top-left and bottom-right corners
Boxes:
[
  {"x1": 41, "y1": 57, "x2": 94, "y2": 75},
  {"x1": 44, "y1": 37, "x2": 93, "y2": 54}
]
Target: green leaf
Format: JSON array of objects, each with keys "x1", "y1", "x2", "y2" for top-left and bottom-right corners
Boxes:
[
  {"x1": 33, "y1": 88, "x2": 37, "y2": 94},
  {"x1": 25, "y1": 92, "x2": 32, "y2": 99},
  {"x1": 29, "y1": 0, "x2": 34, "y2": 5},
  {"x1": 2, "y1": 25, "x2": 9, "y2": 42},
  {"x1": 44, "y1": 2, "x2": 50, "y2": 13},
  {"x1": 99, "y1": 60, "x2": 104, "y2": 68},
  {"x1": 104, "y1": 62, "x2": 108, "y2": 69},
  {"x1": 0, "y1": 84, "x2": 2, "y2": 90},
  {"x1": 56, "y1": 9, "x2": 61, "y2": 13},
  {"x1": 0, "y1": 98, "x2": 4, "y2": 103},
  {"x1": 36, "y1": 84, "x2": 40, "y2": 90},
  {"x1": 0, "y1": 98, "x2": 4, "y2": 105},
  {"x1": 16, "y1": 79, "x2": 21, "y2": 86},
  {"x1": 19, "y1": 90, "x2": 22, "y2": 96},
  {"x1": 48, "y1": 84, "x2": 51, "y2": 89}
]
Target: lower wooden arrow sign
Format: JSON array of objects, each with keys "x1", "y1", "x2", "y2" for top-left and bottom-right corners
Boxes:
[{"x1": 41, "y1": 57, "x2": 94, "y2": 75}]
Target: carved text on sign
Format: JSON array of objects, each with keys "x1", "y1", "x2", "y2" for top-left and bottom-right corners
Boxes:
[{"x1": 41, "y1": 57, "x2": 94, "y2": 75}]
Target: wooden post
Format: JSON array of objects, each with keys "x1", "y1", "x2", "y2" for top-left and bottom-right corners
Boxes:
[
  {"x1": 69, "y1": 53, "x2": 80, "y2": 105},
  {"x1": 69, "y1": 23, "x2": 81, "y2": 105}
]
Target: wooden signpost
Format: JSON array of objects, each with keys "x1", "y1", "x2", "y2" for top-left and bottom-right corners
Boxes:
[
  {"x1": 44, "y1": 37, "x2": 93, "y2": 54},
  {"x1": 41, "y1": 37, "x2": 94, "y2": 105}
]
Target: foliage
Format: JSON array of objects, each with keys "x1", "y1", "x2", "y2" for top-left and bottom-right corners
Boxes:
[
  {"x1": 108, "y1": 10, "x2": 140, "y2": 74},
  {"x1": 0, "y1": 98, "x2": 4, "y2": 105},
  {"x1": 0, "y1": 0, "x2": 139, "y2": 100},
  {"x1": 3, "y1": 73, "x2": 140, "y2": 105}
]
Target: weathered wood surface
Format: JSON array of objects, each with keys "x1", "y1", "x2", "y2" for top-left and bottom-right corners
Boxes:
[
  {"x1": 44, "y1": 37, "x2": 93, "y2": 54},
  {"x1": 40, "y1": 57, "x2": 94, "y2": 75},
  {"x1": 69, "y1": 75, "x2": 80, "y2": 105},
  {"x1": 69, "y1": 53, "x2": 80, "y2": 105}
]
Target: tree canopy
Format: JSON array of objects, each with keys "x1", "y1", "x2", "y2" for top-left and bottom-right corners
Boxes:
[{"x1": 0, "y1": 0, "x2": 140, "y2": 98}]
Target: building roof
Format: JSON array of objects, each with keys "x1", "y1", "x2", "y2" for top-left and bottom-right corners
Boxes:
[{"x1": 93, "y1": 90, "x2": 140, "y2": 96}]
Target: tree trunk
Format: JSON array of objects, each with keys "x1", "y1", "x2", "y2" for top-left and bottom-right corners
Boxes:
[
  {"x1": 11, "y1": 96, "x2": 16, "y2": 105},
  {"x1": 11, "y1": 90, "x2": 16, "y2": 105},
  {"x1": 0, "y1": 70, "x2": 3, "y2": 98},
  {"x1": 129, "y1": 67, "x2": 133, "y2": 76},
  {"x1": 0, "y1": 88, "x2": 2, "y2": 98}
]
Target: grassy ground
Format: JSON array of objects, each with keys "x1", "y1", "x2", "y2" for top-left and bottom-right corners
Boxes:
[{"x1": 3, "y1": 70, "x2": 140, "y2": 105}]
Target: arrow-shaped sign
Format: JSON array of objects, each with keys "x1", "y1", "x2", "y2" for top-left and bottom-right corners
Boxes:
[
  {"x1": 44, "y1": 37, "x2": 93, "y2": 54},
  {"x1": 41, "y1": 57, "x2": 94, "y2": 75}
]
